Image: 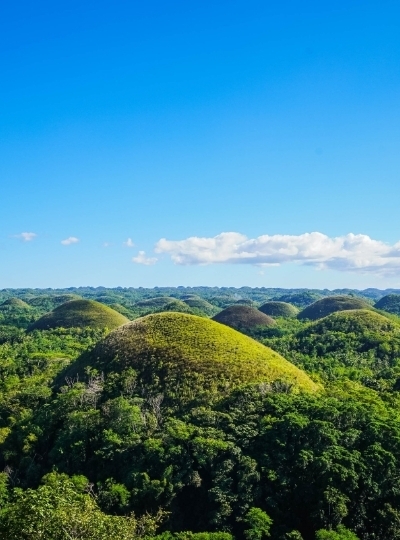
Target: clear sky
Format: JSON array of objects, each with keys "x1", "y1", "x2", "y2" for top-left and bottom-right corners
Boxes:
[{"x1": 1, "y1": 0, "x2": 400, "y2": 289}]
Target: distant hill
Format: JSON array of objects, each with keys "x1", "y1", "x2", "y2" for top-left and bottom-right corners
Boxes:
[
  {"x1": 272, "y1": 291, "x2": 323, "y2": 308},
  {"x1": 298, "y1": 295, "x2": 372, "y2": 321},
  {"x1": 293, "y1": 309, "x2": 400, "y2": 361},
  {"x1": 259, "y1": 301, "x2": 299, "y2": 318},
  {"x1": 1, "y1": 298, "x2": 31, "y2": 309},
  {"x1": 179, "y1": 295, "x2": 220, "y2": 316},
  {"x1": 212, "y1": 305, "x2": 275, "y2": 333},
  {"x1": 134, "y1": 296, "x2": 193, "y2": 315},
  {"x1": 28, "y1": 299, "x2": 128, "y2": 331},
  {"x1": 375, "y1": 294, "x2": 400, "y2": 316},
  {"x1": 61, "y1": 312, "x2": 319, "y2": 403}
]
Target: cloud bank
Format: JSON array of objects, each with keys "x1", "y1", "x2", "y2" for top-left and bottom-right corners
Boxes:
[
  {"x1": 61, "y1": 237, "x2": 79, "y2": 245},
  {"x1": 155, "y1": 232, "x2": 400, "y2": 275}
]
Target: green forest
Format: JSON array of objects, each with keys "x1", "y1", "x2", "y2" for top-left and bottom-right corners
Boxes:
[{"x1": 1, "y1": 286, "x2": 400, "y2": 539}]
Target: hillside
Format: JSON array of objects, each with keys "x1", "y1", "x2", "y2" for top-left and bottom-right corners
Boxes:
[
  {"x1": 259, "y1": 301, "x2": 299, "y2": 318},
  {"x1": 63, "y1": 312, "x2": 318, "y2": 400},
  {"x1": 212, "y1": 305, "x2": 275, "y2": 334},
  {"x1": 375, "y1": 294, "x2": 400, "y2": 315},
  {"x1": 298, "y1": 295, "x2": 372, "y2": 320},
  {"x1": 28, "y1": 299, "x2": 129, "y2": 331}
]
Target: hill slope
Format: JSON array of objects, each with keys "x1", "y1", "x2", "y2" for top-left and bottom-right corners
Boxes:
[
  {"x1": 212, "y1": 305, "x2": 275, "y2": 333},
  {"x1": 28, "y1": 299, "x2": 128, "y2": 331},
  {"x1": 63, "y1": 312, "x2": 318, "y2": 401},
  {"x1": 298, "y1": 295, "x2": 372, "y2": 320},
  {"x1": 375, "y1": 294, "x2": 400, "y2": 316}
]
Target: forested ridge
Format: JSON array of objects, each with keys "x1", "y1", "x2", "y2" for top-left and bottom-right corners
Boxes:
[{"x1": 1, "y1": 287, "x2": 400, "y2": 539}]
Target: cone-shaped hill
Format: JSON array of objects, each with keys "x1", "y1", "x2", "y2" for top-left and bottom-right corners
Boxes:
[
  {"x1": 293, "y1": 309, "x2": 400, "y2": 359},
  {"x1": 298, "y1": 295, "x2": 372, "y2": 321},
  {"x1": 1, "y1": 298, "x2": 31, "y2": 309},
  {"x1": 259, "y1": 301, "x2": 299, "y2": 318},
  {"x1": 28, "y1": 299, "x2": 128, "y2": 331},
  {"x1": 212, "y1": 305, "x2": 275, "y2": 333},
  {"x1": 134, "y1": 297, "x2": 192, "y2": 314},
  {"x1": 375, "y1": 294, "x2": 400, "y2": 316},
  {"x1": 61, "y1": 312, "x2": 319, "y2": 402},
  {"x1": 180, "y1": 296, "x2": 219, "y2": 316}
]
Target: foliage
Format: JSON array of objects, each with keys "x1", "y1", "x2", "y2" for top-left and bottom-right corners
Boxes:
[
  {"x1": 258, "y1": 302, "x2": 299, "y2": 318},
  {"x1": 212, "y1": 305, "x2": 276, "y2": 334},
  {"x1": 244, "y1": 508, "x2": 272, "y2": 540}
]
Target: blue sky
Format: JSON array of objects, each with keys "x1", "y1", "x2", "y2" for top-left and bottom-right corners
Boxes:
[{"x1": 1, "y1": 0, "x2": 400, "y2": 288}]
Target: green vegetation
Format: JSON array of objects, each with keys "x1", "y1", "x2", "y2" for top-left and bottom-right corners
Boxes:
[
  {"x1": 212, "y1": 305, "x2": 276, "y2": 335},
  {"x1": 28, "y1": 299, "x2": 129, "y2": 331},
  {"x1": 298, "y1": 295, "x2": 372, "y2": 321},
  {"x1": 258, "y1": 301, "x2": 299, "y2": 318},
  {"x1": 272, "y1": 291, "x2": 323, "y2": 308},
  {"x1": 2, "y1": 287, "x2": 400, "y2": 539},
  {"x1": 375, "y1": 294, "x2": 400, "y2": 315}
]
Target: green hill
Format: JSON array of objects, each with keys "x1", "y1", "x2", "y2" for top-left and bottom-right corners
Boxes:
[
  {"x1": 27, "y1": 294, "x2": 83, "y2": 313},
  {"x1": 293, "y1": 309, "x2": 400, "y2": 362},
  {"x1": 180, "y1": 296, "x2": 219, "y2": 316},
  {"x1": 134, "y1": 296, "x2": 193, "y2": 314},
  {"x1": 259, "y1": 301, "x2": 299, "y2": 318},
  {"x1": 28, "y1": 299, "x2": 129, "y2": 331},
  {"x1": 0, "y1": 298, "x2": 31, "y2": 309},
  {"x1": 212, "y1": 305, "x2": 275, "y2": 333},
  {"x1": 272, "y1": 291, "x2": 323, "y2": 308},
  {"x1": 375, "y1": 294, "x2": 400, "y2": 316},
  {"x1": 62, "y1": 312, "x2": 318, "y2": 402},
  {"x1": 298, "y1": 295, "x2": 372, "y2": 320}
]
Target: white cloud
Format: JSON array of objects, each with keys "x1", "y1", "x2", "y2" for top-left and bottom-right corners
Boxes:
[
  {"x1": 155, "y1": 231, "x2": 400, "y2": 276},
  {"x1": 132, "y1": 251, "x2": 158, "y2": 265},
  {"x1": 123, "y1": 238, "x2": 135, "y2": 248},
  {"x1": 61, "y1": 236, "x2": 79, "y2": 245},
  {"x1": 15, "y1": 232, "x2": 37, "y2": 242}
]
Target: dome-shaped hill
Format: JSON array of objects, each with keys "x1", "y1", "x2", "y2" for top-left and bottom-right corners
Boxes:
[
  {"x1": 27, "y1": 300, "x2": 128, "y2": 331},
  {"x1": 293, "y1": 309, "x2": 400, "y2": 361},
  {"x1": 273, "y1": 292, "x2": 323, "y2": 308},
  {"x1": 375, "y1": 294, "x2": 400, "y2": 316},
  {"x1": 212, "y1": 305, "x2": 275, "y2": 333},
  {"x1": 27, "y1": 294, "x2": 82, "y2": 313},
  {"x1": 234, "y1": 299, "x2": 256, "y2": 306},
  {"x1": 1, "y1": 298, "x2": 31, "y2": 309},
  {"x1": 298, "y1": 295, "x2": 372, "y2": 321},
  {"x1": 259, "y1": 301, "x2": 299, "y2": 318},
  {"x1": 134, "y1": 297, "x2": 192, "y2": 314},
  {"x1": 61, "y1": 312, "x2": 318, "y2": 401},
  {"x1": 180, "y1": 296, "x2": 219, "y2": 316}
]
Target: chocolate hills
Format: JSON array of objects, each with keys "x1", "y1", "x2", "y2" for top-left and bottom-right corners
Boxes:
[
  {"x1": 212, "y1": 305, "x2": 275, "y2": 333},
  {"x1": 298, "y1": 295, "x2": 372, "y2": 321},
  {"x1": 62, "y1": 312, "x2": 319, "y2": 402},
  {"x1": 28, "y1": 299, "x2": 129, "y2": 331},
  {"x1": 259, "y1": 301, "x2": 299, "y2": 318}
]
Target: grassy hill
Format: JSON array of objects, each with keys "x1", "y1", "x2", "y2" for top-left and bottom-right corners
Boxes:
[
  {"x1": 212, "y1": 305, "x2": 275, "y2": 334},
  {"x1": 133, "y1": 296, "x2": 193, "y2": 315},
  {"x1": 1, "y1": 298, "x2": 31, "y2": 309},
  {"x1": 375, "y1": 294, "x2": 400, "y2": 316},
  {"x1": 62, "y1": 312, "x2": 318, "y2": 404},
  {"x1": 179, "y1": 295, "x2": 220, "y2": 316},
  {"x1": 259, "y1": 301, "x2": 299, "y2": 318},
  {"x1": 272, "y1": 291, "x2": 323, "y2": 308},
  {"x1": 298, "y1": 295, "x2": 372, "y2": 320},
  {"x1": 28, "y1": 299, "x2": 128, "y2": 331}
]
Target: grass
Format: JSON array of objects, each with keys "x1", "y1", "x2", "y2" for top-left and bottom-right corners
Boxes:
[
  {"x1": 259, "y1": 301, "x2": 299, "y2": 318},
  {"x1": 298, "y1": 295, "x2": 372, "y2": 320},
  {"x1": 63, "y1": 312, "x2": 319, "y2": 403},
  {"x1": 212, "y1": 305, "x2": 275, "y2": 332},
  {"x1": 28, "y1": 299, "x2": 129, "y2": 331}
]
